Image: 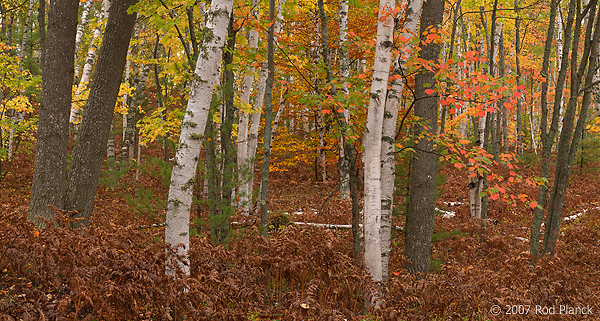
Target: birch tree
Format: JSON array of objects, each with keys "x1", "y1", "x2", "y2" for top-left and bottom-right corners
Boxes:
[
  {"x1": 363, "y1": 0, "x2": 395, "y2": 282},
  {"x1": 73, "y1": 0, "x2": 95, "y2": 78},
  {"x1": 164, "y1": 0, "x2": 234, "y2": 275},
  {"x1": 236, "y1": 0, "x2": 260, "y2": 214},
  {"x1": 70, "y1": 0, "x2": 110, "y2": 124},
  {"x1": 379, "y1": 0, "x2": 422, "y2": 282},
  {"x1": 338, "y1": 0, "x2": 351, "y2": 200}
]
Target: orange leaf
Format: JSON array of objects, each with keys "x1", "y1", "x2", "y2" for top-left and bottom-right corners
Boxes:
[
  {"x1": 321, "y1": 109, "x2": 331, "y2": 114},
  {"x1": 529, "y1": 201, "x2": 538, "y2": 209},
  {"x1": 33, "y1": 230, "x2": 39, "y2": 238},
  {"x1": 454, "y1": 163, "x2": 463, "y2": 169},
  {"x1": 425, "y1": 88, "x2": 435, "y2": 95}
]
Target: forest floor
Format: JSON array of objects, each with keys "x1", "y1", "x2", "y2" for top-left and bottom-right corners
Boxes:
[{"x1": 1, "y1": 147, "x2": 600, "y2": 320}]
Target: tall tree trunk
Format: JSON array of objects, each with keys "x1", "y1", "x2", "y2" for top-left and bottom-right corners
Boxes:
[
  {"x1": 236, "y1": 0, "x2": 260, "y2": 214},
  {"x1": 74, "y1": 0, "x2": 94, "y2": 76},
  {"x1": 404, "y1": 0, "x2": 443, "y2": 274},
  {"x1": 28, "y1": 0, "x2": 79, "y2": 226},
  {"x1": 380, "y1": 0, "x2": 423, "y2": 282},
  {"x1": 338, "y1": 0, "x2": 351, "y2": 200},
  {"x1": 164, "y1": 0, "x2": 233, "y2": 275},
  {"x1": 363, "y1": 0, "x2": 395, "y2": 282},
  {"x1": 530, "y1": 0, "x2": 572, "y2": 260},
  {"x1": 106, "y1": 123, "x2": 115, "y2": 171},
  {"x1": 214, "y1": 15, "x2": 237, "y2": 244},
  {"x1": 515, "y1": 0, "x2": 523, "y2": 155},
  {"x1": 70, "y1": 0, "x2": 110, "y2": 124},
  {"x1": 122, "y1": 63, "x2": 150, "y2": 163},
  {"x1": 38, "y1": 0, "x2": 46, "y2": 69},
  {"x1": 259, "y1": 0, "x2": 276, "y2": 238},
  {"x1": 543, "y1": 0, "x2": 599, "y2": 256},
  {"x1": 245, "y1": 0, "x2": 285, "y2": 214},
  {"x1": 64, "y1": 0, "x2": 138, "y2": 227}
]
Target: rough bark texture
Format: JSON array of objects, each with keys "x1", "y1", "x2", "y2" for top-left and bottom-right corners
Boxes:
[
  {"x1": 363, "y1": 0, "x2": 395, "y2": 282},
  {"x1": 64, "y1": 0, "x2": 138, "y2": 227},
  {"x1": 404, "y1": 0, "x2": 443, "y2": 274},
  {"x1": 543, "y1": 0, "x2": 599, "y2": 256},
  {"x1": 28, "y1": 0, "x2": 79, "y2": 227},
  {"x1": 530, "y1": 0, "x2": 570, "y2": 259},
  {"x1": 214, "y1": 16, "x2": 237, "y2": 244},
  {"x1": 164, "y1": 0, "x2": 233, "y2": 275}
]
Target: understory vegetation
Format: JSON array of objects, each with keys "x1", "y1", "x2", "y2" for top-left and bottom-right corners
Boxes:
[{"x1": 1, "y1": 143, "x2": 599, "y2": 320}]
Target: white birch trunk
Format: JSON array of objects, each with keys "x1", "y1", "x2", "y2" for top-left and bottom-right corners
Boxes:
[
  {"x1": 469, "y1": 113, "x2": 486, "y2": 219},
  {"x1": 317, "y1": 108, "x2": 327, "y2": 181},
  {"x1": 74, "y1": 0, "x2": 95, "y2": 79},
  {"x1": 556, "y1": 2, "x2": 564, "y2": 136},
  {"x1": 242, "y1": 0, "x2": 285, "y2": 213},
  {"x1": 164, "y1": 0, "x2": 233, "y2": 276},
  {"x1": 245, "y1": 63, "x2": 268, "y2": 212},
  {"x1": 338, "y1": 0, "x2": 351, "y2": 199},
  {"x1": 122, "y1": 50, "x2": 131, "y2": 143},
  {"x1": 237, "y1": 0, "x2": 260, "y2": 214},
  {"x1": 379, "y1": 0, "x2": 422, "y2": 283},
  {"x1": 469, "y1": 37, "x2": 491, "y2": 220},
  {"x1": 70, "y1": 0, "x2": 110, "y2": 124},
  {"x1": 363, "y1": 0, "x2": 395, "y2": 283}
]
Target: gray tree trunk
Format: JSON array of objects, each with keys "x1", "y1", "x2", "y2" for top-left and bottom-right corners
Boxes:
[
  {"x1": 542, "y1": 0, "x2": 599, "y2": 256},
  {"x1": 404, "y1": 0, "x2": 443, "y2": 274},
  {"x1": 28, "y1": 0, "x2": 79, "y2": 226},
  {"x1": 530, "y1": 0, "x2": 571, "y2": 259},
  {"x1": 64, "y1": 0, "x2": 138, "y2": 227}
]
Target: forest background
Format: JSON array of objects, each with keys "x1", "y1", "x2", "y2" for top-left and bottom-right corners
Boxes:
[{"x1": 1, "y1": 0, "x2": 600, "y2": 319}]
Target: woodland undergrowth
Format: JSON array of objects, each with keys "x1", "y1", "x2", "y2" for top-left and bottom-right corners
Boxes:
[{"x1": 0, "y1": 149, "x2": 599, "y2": 320}]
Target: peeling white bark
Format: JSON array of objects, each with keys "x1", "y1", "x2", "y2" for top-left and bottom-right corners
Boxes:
[
  {"x1": 363, "y1": 0, "x2": 395, "y2": 283},
  {"x1": 237, "y1": 0, "x2": 260, "y2": 214},
  {"x1": 379, "y1": 0, "x2": 422, "y2": 283},
  {"x1": 70, "y1": 0, "x2": 110, "y2": 124},
  {"x1": 165, "y1": 0, "x2": 234, "y2": 276}
]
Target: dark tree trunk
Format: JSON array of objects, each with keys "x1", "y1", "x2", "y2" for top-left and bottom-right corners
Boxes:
[
  {"x1": 404, "y1": 0, "x2": 443, "y2": 274},
  {"x1": 543, "y1": 0, "x2": 599, "y2": 256},
  {"x1": 28, "y1": 0, "x2": 79, "y2": 226},
  {"x1": 216, "y1": 15, "x2": 237, "y2": 244},
  {"x1": 206, "y1": 113, "x2": 224, "y2": 244},
  {"x1": 531, "y1": 0, "x2": 573, "y2": 260},
  {"x1": 38, "y1": 0, "x2": 46, "y2": 69},
  {"x1": 64, "y1": 0, "x2": 138, "y2": 227},
  {"x1": 515, "y1": 0, "x2": 523, "y2": 155}
]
